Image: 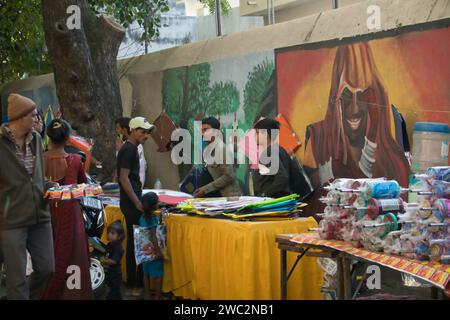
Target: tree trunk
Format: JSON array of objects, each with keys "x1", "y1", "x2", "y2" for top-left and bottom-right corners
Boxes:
[{"x1": 41, "y1": 0, "x2": 125, "y2": 179}]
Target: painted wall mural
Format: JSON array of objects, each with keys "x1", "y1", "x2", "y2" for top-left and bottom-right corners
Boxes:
[
  {"x1": 277, "y1": 26, "x2": 450, "y2": 189},
  {"x1": 162, "y1": 51, "x2": 276, "y2": 185},
  {"x1": 162, "y1": 51, "x2": 275, "y2": 133}
]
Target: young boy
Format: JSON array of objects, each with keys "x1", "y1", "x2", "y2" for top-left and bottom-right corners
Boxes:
[{"x1": 103, "y1": 220, "x2": 125, "y2": 300}]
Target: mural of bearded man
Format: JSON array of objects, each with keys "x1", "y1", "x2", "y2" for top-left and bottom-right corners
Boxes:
[{"x1": 303, "y1": 43, "x2": 410, "y2": 188}]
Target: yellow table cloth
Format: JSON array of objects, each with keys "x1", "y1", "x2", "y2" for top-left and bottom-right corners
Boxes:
[{"x1": 163, "y1": 214, "x2": 323, "y2": 300}]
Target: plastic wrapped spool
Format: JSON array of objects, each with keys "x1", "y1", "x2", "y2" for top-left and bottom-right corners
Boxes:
[
  {"x1": 429, "y1": 239, "x2": 450, "y2": 256},
  {"x1": 441, "y1": 255, "x2": 450, "y2": 264},
  {"x1": 429, "y1": 242, "x2": 448, "y2": 262},
  {"x1": 401, "y1": 239, "x2": 417, "y2": 258},
  {"x1": 320, "y1": 195, "x2": 339, "y2": 206},
  {"x1": 365, "y1": 198, "x2": 405, "y2": 219},
  {"x1": 377, "y1": 213, "x2": 399, "y2": 238},
  {"x1": 418, "y1": 180, "x2": 450, "y2": 199},
  {"x1": 319, "y1": 219, "x2": 336, "y2": 240},
  {"x1": 338, "y1": 180, "x2": 402, "y2": 199},
  {"x1": 360, "y1": 180, "x2": 402, "y2": 199},
  {"x1": 350, "y1": 228, "x2": 363, "y2": 248},
  {"x1": 432, "y1": 180, "x2": 449, "y2": 198},
  {"x1": 418, "y1": 199, "x2": 433, "y2": 219},
  {"x1": 361, "y1": 212, "x2": 398, "y2": 240},
  {"x1": 426, "y1": 222, "x2": 448, "y2": 234},
  {"x1": 341, "y1": 222, "x2": 354, "y2": 242},
  {"x1": 325, "y1": 178, "x2": 355, "y2": 191},
  {"x1": 336, "y1": 208, "x2": 354, "y2": 220},
  {"x1": 383, "y1": 231, "x2": 403, "y2": 254},
  {"x1": 354, "y1": 197, "x2": 368, "y2": 219},
  {"x1": 415, "y1": 240, "x2": 430, "y2": 261},
  {"x1": 433, "y1": 199, "x2": 450, "y2": 220},
  {"x1": 425, "y1": 166, "x2": 450, "y2": 183}
]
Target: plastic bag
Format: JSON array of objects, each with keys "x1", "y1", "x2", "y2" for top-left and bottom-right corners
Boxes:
[
  {"x1": 133, "y1": 225, "x2": 160, "y2": 265},
  {"x1": 156, "y1": 224, "x2": 168, "y2": 260}
]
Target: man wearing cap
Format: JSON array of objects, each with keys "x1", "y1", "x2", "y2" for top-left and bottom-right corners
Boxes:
[
  {"x1": 0, "y1": 93, "x2": 55, "y2": 300},
  {"x1": 116, "y1": 116, "x2": 154, "y2": 297},
  {"x1": 115, "y1": 117, "x2": 148, "y2": 188}
]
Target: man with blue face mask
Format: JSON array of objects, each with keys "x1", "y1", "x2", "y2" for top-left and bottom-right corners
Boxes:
[{"x1": 193, "y1": 117, "x2": 241, "y2": 198}]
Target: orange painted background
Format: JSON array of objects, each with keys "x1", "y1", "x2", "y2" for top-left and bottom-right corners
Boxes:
[{"x1": 277, "y1": 26, "x2": 450, "y2": 162}]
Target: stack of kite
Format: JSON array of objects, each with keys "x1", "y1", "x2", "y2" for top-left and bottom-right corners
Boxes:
[{"x1": 176, "y1": 194, "x2": 306, "y2": 220}]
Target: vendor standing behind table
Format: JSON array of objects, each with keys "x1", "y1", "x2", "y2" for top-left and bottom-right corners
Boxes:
[
  {"x1": 0, "y1": 93, "x2": 55, "y2": 300},
  {"x1": 117, "y1": 116, "x2": 154, "y2": 297},
  {"x1": 41, "y1": 119, "x2": 93, "y2": 300},
  {"x1": 115, "y1": 117, "x2": 148, "y2": 188},
  {"x1": 193, "y1": 117, "x2": 241, "y2": 198},
  {"x1": 252, "y1": 118, "x2": 291, "y2": 198}
]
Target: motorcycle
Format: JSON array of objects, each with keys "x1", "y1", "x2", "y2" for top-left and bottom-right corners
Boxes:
[{"x1": 79, "y1": 180, "x2": 107, "y2": 299}]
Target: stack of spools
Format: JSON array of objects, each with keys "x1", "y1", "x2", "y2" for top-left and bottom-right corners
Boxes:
[
  {"x1": 318, "y1": 177, "x2": 404, "y2": 250},
  {"x1": 400, "y1": 166, "x2": 450, "y2": 263},
  {"x1": 317, "y1": 167, "x2": 450, "y2": 263},
  {"x1": 346, "y1": 180, "x2": 406, "y2": 252}
]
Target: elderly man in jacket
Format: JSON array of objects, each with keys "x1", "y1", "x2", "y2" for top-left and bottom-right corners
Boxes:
[
  {"x1": 0, "y1": 94, "x2": 55, "y2": 300},
  {"x1": 193, "y1": 117, "x2": 241, "y2": 198}
]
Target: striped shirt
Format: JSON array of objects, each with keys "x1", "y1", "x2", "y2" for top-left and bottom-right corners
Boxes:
[{"x1": 4, "y1": 126, "x2": 35, "y2": 176}]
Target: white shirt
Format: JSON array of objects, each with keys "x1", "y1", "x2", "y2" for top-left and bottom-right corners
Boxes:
[{"x1": 138, "y1": 144, "x2": 147, "y2": 187}]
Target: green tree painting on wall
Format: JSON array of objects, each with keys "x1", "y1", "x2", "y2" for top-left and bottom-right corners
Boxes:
[
  {"x1": 162, "y1": 62, "x2": 240, "y2": 180},
  {"x1": 243, "y1": 59, "x2": 275, "y2": 128},
  {"x1": 162, "y1": 63, "x2": 239, "y2": 134}
]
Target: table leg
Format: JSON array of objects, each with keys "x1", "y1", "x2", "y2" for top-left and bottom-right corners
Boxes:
[
  {"x1": 280, "y1": 248, "x2": 287, "y2": 300},
  {"x1": 430, "y1": 287, "x2": 439, "y2": 300},
  {"x1": 342, "y1": 257, "x2": 352, "y2": 300},
  {"x1": 337, "y1": 256, "x2": 345, "y2": 300}
]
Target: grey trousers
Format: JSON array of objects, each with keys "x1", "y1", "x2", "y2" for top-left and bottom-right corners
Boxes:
[{"x1": 1, "y1": 222, "x2": 55, "y2": 300}]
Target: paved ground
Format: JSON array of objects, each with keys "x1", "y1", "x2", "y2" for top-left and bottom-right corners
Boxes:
[{"x1": 0, "y1": 264, "x2": 443, "y2": 300}]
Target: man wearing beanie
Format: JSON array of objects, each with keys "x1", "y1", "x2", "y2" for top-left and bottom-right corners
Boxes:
[{"x1": 0, "y1": 93, "x2": 55, "y2": 300}]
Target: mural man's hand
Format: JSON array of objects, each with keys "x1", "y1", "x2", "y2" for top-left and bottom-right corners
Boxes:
[{"x1": 367, "y1": 102, "x2": 380, "y2": 142}]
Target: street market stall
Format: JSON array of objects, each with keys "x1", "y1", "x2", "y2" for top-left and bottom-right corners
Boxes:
[
  {"x1": 101, "y1": 192, "x2": 323, "y2": 299},
  {"x1": 162, "y1": 214, "x2": 322, "y2": 300}
]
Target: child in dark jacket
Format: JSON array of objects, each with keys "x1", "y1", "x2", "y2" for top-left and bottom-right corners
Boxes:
[{"x1": 103, "y1": 220, "x2": 125, "y2": 300}]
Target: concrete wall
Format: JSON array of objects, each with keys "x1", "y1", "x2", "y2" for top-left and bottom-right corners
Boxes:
[
  {"x1": 241, "y1": 0, "x2": 364, "y2": 21},
  {"x1": 196, "y1": 7, "x2": 264, "y2": 39},
  {"x1": 264, "y1": 0, "x2": 364, "y2": 24}
]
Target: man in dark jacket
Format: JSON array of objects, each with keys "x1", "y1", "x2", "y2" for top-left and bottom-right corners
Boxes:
[
  {"x1": 252, "y1": 118, "x2": 291, "y2": 198},
  {"x1": 0, "y1": 93, "x2": 55, "y2": 300}
]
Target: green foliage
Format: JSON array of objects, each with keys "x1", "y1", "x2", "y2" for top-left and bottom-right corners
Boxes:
[
  {"x1": 0, "y1": 0, "x2": 169, "y2": 84},
  {"x1": 0, "y1": 0, "x2": 52, "y2": 83},
  {"x1": 207, "y1": 81, "x2": 239, "y2": 116},
  {"x1": 243, "y1": 59, "x2": 275, "y2": 126},
  {"x1": 88, "y1": 0, "x2": 169, "y2": 41},
  {"x1": 198, "y1": 0, "x2": 231, "y2": 15},
  {"x1": 162, "y1": 63, "x2": 239, "y2": 134}
]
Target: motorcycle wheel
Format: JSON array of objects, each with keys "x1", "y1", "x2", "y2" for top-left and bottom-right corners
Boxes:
[{"x1": 90, "y1": 257, "x2": 106, "y2": 299}]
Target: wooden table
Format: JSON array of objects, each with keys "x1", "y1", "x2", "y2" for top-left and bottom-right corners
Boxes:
[
  {"x1": 277, "y1": 233, "x2": 450, "y2": 300},
  {"x1": 276, "y1": 234, "x2": 350, "y2": 300}
]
